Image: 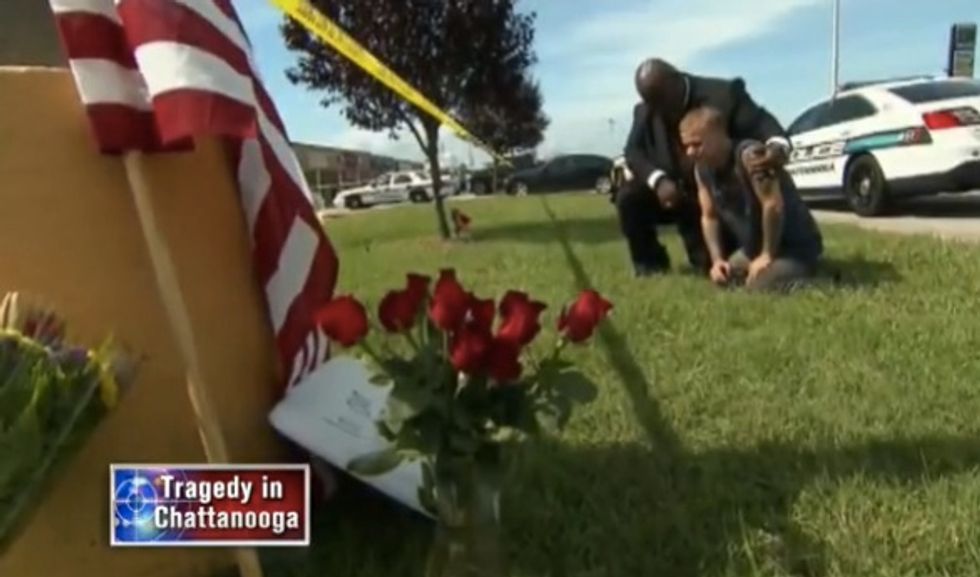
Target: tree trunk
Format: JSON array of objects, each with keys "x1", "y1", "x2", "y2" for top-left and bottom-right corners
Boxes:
[{"x1": 423, "y1": 121, "x2": 452, "y2": 240}]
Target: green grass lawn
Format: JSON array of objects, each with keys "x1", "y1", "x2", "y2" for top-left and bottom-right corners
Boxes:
[{"x1": 266, "y1": 193, "x2": 980, "y2": 577}]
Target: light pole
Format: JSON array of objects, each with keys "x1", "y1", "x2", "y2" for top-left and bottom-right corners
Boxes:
[
  {"x1": 607, "y1": 118, "x2": 616, "y2": 154},
  {"x1": 831, "y1": 0, "x2": 841, "y2": 98}
]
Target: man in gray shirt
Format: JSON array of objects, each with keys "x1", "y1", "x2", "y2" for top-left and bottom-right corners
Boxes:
[{"x1": 679, "y1": 106, "x2": 824, "y2": 292}]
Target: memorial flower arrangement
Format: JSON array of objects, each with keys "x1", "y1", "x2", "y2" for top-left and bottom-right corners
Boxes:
[
  {"x1": 0, "y1": 292, "x2": 138, "y2": 552},
  {"x1": 450, "y1": 208, "x2": 472, "y2": 239},
  {"x1": 314, "y1": 269, "x2": 612, "y2": 577}
]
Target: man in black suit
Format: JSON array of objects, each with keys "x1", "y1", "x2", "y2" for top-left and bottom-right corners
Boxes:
[{"x1": 617, "y1": 58, "x2": 791, "y2": 276}]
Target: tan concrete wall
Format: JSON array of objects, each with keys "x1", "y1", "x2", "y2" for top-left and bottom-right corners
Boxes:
[{"x1": 0, "y1": 67, "x2": 287, "y2": 577}]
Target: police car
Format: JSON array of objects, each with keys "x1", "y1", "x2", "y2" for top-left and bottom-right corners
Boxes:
[{"x1": 785, "y1": 76, "x2": 980, "y2": 216}]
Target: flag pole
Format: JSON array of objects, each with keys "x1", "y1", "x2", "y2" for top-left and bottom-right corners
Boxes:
[{"x1": 122, "y1": 151, "x2": 266, "y2": 577}]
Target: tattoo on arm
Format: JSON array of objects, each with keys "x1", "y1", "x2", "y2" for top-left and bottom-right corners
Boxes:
[{"x1": 753, "y1": 174, "x2": 784, "y2": 257}]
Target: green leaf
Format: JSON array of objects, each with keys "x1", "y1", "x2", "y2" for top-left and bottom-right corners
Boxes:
[
  {"x1": 382, "y1": 380, "x2": 434, "y2": 436},
  {"x1": 554, "y1": 370, "x2": 599, "y2": 404},
  {"x1": 448, "y1": 429, "x2": 479, "y2": 454},
  {"x1": 538, "y1": 356, "x2": 574, "y2": 373},
  {"x1": 531, "y1": 390, "x2": 576, "y2": 432},
  {"x1": 533, "y1": 402, "x2": 560, "y2": 433},
  {"x1": 382, "y1": 357, "x2": 416, "y2": 378},
  {"x1": 392, "y1": 412, "x2": 444, "y2": 456},
  {"x1": 417, "y1": 486, "x2": 438, "y2": 516},
  {"x1": 488, "y1": 426, "x2": 524, "y2": 443},
  {"x1": 368, "y1": 373, "x2": 391, "y2": 386},
  {"x1": 553, "y1": 395, "x2": 573, "y2": 429},
  {"x1": 553, "y1": 358, "x2": 575, "y2": 371},
  {"x1": 376, "y1": 420, "x2": 397, "y2": 442},
  {"x1": 347, "y1": 448, "x2": 403, "y2": 477},
  {"x1": 0, "y1": 408, "x2": 43, "y2": 501},
  {"x1": 451, "y1": 404, "x2": 474, "y2": 430},
  {"x1": 0, "y1": 349, "x2": 40, "y2": 427},
  {"x1": 421, "y1": 460, "x2": 435, "y2": 492}
]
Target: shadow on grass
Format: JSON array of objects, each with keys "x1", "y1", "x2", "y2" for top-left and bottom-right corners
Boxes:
[
  {"x1": 538, "y1": 198, "x2": 683, "y2": 459},
  {"x1": 506, "y1": 434, "x2": 980, "y2": 577},
  {"x1": 819, "y1": 255, "x2": 903, "y2": 288},
  {"x1": 472, "y1": 214, "x2": 622, "y2": 246},
  {"x1": 516, "y1": 197, "x2": 980, "y2": 576},
  {"x1": 259, "y1": 433, "x2": 980, "y2": 577}
]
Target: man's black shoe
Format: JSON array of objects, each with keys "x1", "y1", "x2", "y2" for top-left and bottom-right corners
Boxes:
[{"x1": 634, "y1": 263, "x2": 669, "y2": 278}]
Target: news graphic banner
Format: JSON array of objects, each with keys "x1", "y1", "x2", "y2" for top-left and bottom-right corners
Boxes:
[
  {"x1": 110, "y1": 464, "x2": 310, "y2": 546},
  {"x1": 269, "y1": 0, "x2": 509, "y2": 165}
]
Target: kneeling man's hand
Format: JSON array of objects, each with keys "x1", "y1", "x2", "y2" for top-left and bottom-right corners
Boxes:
[
  {"x1": 709, "y1": 260, "x2": 731, "y2": 285},
  {"x1": 655, "y1": 178, "x2": 680, "y2": 210},
  {"x1": 747, "y1": 254, "x2": 773, "y2": 282},
  {"x1": 742, "y1": 143, "x2": 786, "y2": 177}
]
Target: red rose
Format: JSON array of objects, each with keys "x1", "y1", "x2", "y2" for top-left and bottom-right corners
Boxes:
[
  {"x1": 450, "y1": 323, "x2": 492, "y2": 375},
  {"x1": 429, "y1": 269, "x2": 470, "y2": 332},
  {"x1": 486, "y1": 338, "x2": 522, "y2": 383},
  {"x1": 467, "y1": 295, "x2": 495, "y2": 333},
  {"x1": 316, "y1": 295, "x2": 369, "y2": 347},
  {"x1": 405, "y1": 273, "x2": 430, "y2": 302},
  {"x1": 378, "y1": 273, "x2": 431, "y2": 333},
  {"x1": 496, "y1": 290, "x2": 547, "y2": 346},
  {"x1": 378, "y1": 290, "x2": 416, "y2": 332},
  {"x1": 558, "y1": 289, "x2": 613, "y2": 343}
]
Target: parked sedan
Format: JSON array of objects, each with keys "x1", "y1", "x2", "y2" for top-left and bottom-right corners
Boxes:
[
  {"x1": 504, "y1": 154, "x2": 613, "y2": 195},
  {"x1": 332, "y1": 170, "x2": 436, "y2": 210}
]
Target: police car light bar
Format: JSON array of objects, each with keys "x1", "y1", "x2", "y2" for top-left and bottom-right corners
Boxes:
[{"x1": 838, "y1": 75, "x2": 937, "y2": 92}]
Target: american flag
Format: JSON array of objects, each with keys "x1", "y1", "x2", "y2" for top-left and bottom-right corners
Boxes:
[{"x1": 48, "y1": 0, "x2": 340, "y2": 393}]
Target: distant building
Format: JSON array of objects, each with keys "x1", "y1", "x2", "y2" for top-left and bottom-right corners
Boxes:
[{"x1": 290, "y1": 141, "x2": 423, "y2": 205}]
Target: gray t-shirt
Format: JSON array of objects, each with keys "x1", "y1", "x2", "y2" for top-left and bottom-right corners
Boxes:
[{"x1": 696, "y1": 141, "x2": 823, "y2": 263}]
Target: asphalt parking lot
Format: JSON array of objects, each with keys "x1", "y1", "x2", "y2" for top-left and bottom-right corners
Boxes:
[{"x1": 809, "y1": 191, "x2": 980, "y2": 243}]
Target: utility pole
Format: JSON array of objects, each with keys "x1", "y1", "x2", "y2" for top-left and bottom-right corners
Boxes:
[{"x1": 831, "y1": 0, "x2": 841, "y2": 99}]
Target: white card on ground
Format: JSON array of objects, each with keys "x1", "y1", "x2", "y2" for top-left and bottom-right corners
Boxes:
[{"x1": 268, "y1": 355, "x2": 431, "y2": 518}]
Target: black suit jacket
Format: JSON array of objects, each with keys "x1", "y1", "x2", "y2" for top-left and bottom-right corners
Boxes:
[{"x1": 624, "y1": 74, "x2": 786, "y2": 193}]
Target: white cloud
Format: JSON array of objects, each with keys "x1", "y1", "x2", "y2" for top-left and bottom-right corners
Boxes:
[{"x1": 532, "y1": 0, "x2": 821, "y2": 158}]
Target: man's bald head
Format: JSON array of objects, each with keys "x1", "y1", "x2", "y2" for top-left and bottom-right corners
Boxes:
[
  {"x1": 679, "y1": 106, "x2": 731, "y2": 169},
  {"x1": 634, "y1": 58, "x2": 686, "y2": 120},
  {"x1": 680, "y1": 106, "x2": 725, "y2": 137}
]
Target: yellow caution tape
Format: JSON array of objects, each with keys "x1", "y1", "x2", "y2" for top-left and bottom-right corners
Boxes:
[{"x1": 269, "y1": 0, "x2": 509, "y2": 166}]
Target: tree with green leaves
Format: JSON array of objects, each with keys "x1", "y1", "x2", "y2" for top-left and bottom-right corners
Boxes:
[
  {"x1": 280, "y1": 0, "x2": 545, "y2": 239},
  {"x1": 460, "y1": 76, "x2": 549, "y2": 193}
]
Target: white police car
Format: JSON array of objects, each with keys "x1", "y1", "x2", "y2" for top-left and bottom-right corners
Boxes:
[{"x1": 785, "y1": 76, "x2": 980, "y2": 216}]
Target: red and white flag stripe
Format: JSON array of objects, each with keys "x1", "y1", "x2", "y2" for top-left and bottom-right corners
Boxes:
[{"x1": 49, "y1": 0, "x2": 339, "y2": 392}]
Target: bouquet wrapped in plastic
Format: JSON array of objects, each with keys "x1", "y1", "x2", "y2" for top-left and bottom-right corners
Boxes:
[{"x1": 0, "y1": 291, "x2": 138, "y2": 551}]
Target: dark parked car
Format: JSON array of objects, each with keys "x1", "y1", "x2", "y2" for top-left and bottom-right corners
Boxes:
[
  {"x1": 505, "y1": 154, "x2": 614, "y2": 195},
  {"x1": 467, "y1": 153, "x2": 539, "y2": 195},
  {"x1": 467, "y1": 165, "x2": 515, "y2": 195}
]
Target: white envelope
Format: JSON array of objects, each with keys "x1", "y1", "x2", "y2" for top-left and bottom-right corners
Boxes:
[{"x1": 268, "y1": 355, "x2": 432, "y2": 518}]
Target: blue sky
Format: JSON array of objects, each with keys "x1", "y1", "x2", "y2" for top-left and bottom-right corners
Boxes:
[{"x1": 233, "y1": 0, "x2": 978, "y2": 165}]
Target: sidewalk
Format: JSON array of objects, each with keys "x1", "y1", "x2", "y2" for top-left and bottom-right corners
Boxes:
[{"x1": 813, "y1": 211, "x2": 980, "y2": 243}]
